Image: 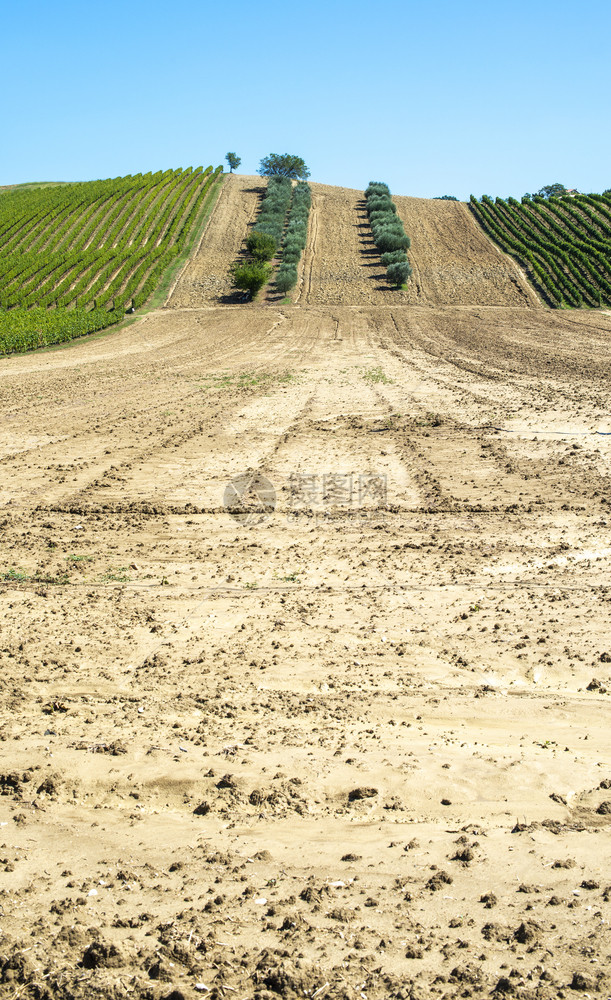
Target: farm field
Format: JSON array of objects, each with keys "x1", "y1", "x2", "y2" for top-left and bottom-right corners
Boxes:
[
  {"x1": 470, "y1": 192, "x2": 611, "y2": 308},
  {"x1": 294, "y1": 182, "x2": 538, "y2": 307},
  {"x1": 0, "y1": 166, "x2": 223, "y2": 352},
  {"x1": 168, "y1": 176, "x2": 539, "y2": 309},
  {"x1": 0, "y1": 180, "x2": 610, "y2": 999}
]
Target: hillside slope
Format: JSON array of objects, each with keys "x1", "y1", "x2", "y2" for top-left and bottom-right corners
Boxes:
[
  {"x1": 167, "y1": 179, "x2": 539, "y2": 309},
  {"x1": 166, "y1": 174, "x2": 264, "y2": 307},
  {"x1": 296, "y1": 183, "x2": 538, "y2": 306}
]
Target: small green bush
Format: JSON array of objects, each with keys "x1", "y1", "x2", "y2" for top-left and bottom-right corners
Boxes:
[
  {"x1": 282, "y1": 252, "x2": 301, "y2": 267},
  {"x1": 386, "y1": 261, "x2": 412, "y2": 287},
  {"x1": 232, "y1": 261, "x2": 271, "y2": 297},
  {"x1": 365, "y1": 182, "x2": 390, "y2": 198},
  {"x1": 380, "y1": 250, "x2": 408, "y2": 266},
  {"x1": 369, "y1": 212, "x2": 397, "y2": 229},
  {"x1": 246, "y1": 231, "x2": 276, "y2": 261},
  {"x1": 275, "y1": 267, "x2": 298, "y2": 294},
  {"x1": 283, "y1": 239, "x2": 303, "y2": 255},
  {"x1": 371, "y1": 222, "x2": 407, "y2": 244},
  {"x1": 375, "y1": 229, "x2": 410, "y2": 253},
  {"x1": 367, "y1": 197, "x2": 396, "y2": 216}
]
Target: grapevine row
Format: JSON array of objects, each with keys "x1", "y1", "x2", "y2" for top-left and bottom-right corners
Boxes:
[
  {"x1": 469, "y1": 192, "x2": 611, "y2": 308},
  {"x1": 0, "y1": 165, "x2": 223, "y2": 353}
]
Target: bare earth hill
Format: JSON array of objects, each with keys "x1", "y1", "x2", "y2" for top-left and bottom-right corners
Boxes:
[
  {"x1": 0, "y1": 179, "x2": 609, "y2": 999},
  {"x1": 296, "y1": 183, "x2": 538, "y2": 307},
  {"x1": 165, "y1": 176, "x2": 538, "y2": 309},
  {"x1": 167, "y1": 174, "x2": 264, "y2": 307}
]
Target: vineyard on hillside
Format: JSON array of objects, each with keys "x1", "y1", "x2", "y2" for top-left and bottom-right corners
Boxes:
[
  {"x1": 0, "y1": 165, "x2": 223, "y2": 353},
  {"x1": 469, "y1": 192, "x2": 611, "y2": 307}
]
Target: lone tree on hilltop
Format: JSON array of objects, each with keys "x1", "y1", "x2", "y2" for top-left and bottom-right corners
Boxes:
[
  {"x1": 225, "y1": 152, "x2": 241, "y2": 173},
  {"x1": 259, "y1": 153, "x2": 310, "y2": 180}
]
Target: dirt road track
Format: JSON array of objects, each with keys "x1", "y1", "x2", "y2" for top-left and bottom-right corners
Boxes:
[{"x1": 0, "y1": 303, "x2": 610, "y2": 998}]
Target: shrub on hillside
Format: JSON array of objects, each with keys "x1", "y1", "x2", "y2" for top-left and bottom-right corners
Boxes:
[
  {"x1": 246, "y1": 231, "x2": 276, "y2": 261},
  {"x1": 365, "y1": 182, "x2": 390, "y2": 198},
  {"x1": 368, "y1": 200, "x2": 396, "y2": 219},
  {"x1": 380, "y1": 250, "x2": 408, "y2": 266},
  {"x1": 282, "y1": 246, "x2": 302, "y2": 264},
  {"x1": 371, "y1": 219, "x2": 406, "y2": 238},
  {"x1": 386, "y1": 261, "x2": 412, "y2": 287},
  {"x1": 232, "y1": 261, "x2": 271, "y2": 298},
  {"x1": 374, "y1": 229, "x2": 410, "y2": 253},
  {"x1": 275, "y1": 266, "x2": 298, "y2": 294}
]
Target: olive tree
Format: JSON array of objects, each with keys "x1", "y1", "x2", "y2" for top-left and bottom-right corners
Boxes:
[
  {"x1": 259, "y1": 154, "x2": 310, "y2": 180},
  {"x1": 225, "y1": 153, "x2": 241, "y2": 173}
]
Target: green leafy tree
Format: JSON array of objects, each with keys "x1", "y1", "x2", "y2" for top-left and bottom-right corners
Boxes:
[
  {"x1": 246, "y1": 231, "x2": 276, "y2": 261},
  {"x1": 433, "y1": 195, "x2": 458, "y2": 200},
  {"x1": 259, "y1": 154, "x2": 310, "y2": 180},
  {"x1": 537, "y1": 183, "x2": 567, "y2": 200},
  {"x1": 225, "y1": 152, "x2": 241, "y2": 173},
  {"x1": 232, "y1": 261, "x2": 271, "y2": 298}
]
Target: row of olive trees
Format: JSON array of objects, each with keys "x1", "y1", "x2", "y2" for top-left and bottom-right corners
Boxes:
[
  {"x1": 275, "y1": 182, "x2": 311, "y2": 296},
  {"x1": 232, "y1": 176, "x2": 293, "y2": 298},
  {"x1": 364, "y1": 182, "x2": 412, "y2": 288}
]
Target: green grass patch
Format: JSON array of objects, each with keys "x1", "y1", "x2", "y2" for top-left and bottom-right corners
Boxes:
[
  {"x1": 100, "y1": 566, "x2": 130, "y2": 583},
  {"x1": 362, "y1": 367, "x2": 394, "y2": 384}
]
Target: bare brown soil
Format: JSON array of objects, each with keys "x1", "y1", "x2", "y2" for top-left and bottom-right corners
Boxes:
[
  {"x1": 167, "y1": 175, "x2": 265, "y2": 307},
  {"x1": 0, "y1": 296, "x2": 610, "y2": 998},
  {"x1": 296, "y1": 185, "x2": 538, "y2": 307}
]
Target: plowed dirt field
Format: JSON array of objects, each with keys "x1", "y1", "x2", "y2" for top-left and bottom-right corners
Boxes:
[
  {"x1": 167, "y1": 175, "x2": 264, "y2": 307},
  {"x1": 296, "y1": 183, "x2": 538, "y2": 307},
  {"x1": 0, "y1": 183, "x2": 610, "y2": 1000}
]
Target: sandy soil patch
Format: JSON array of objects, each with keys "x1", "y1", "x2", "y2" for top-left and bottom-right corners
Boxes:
[{"x1": 0, "y1": 304, "x2": 609, "y2": 997}]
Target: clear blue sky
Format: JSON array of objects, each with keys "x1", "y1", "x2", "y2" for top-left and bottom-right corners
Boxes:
[{"x1": 2, "y1": 0, "x2": 610, "y2": 199}]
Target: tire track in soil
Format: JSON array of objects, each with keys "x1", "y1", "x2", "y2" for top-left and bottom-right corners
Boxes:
[{"x1": 294, "y1": 188, "x2": 319, "y2": 305}]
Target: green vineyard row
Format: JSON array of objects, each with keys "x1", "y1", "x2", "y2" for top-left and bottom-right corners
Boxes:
[
  {"x1": 0, "y1": 165, "x2": 223, "y2": 354},
  {"x1": 469, "y1": 192, "x2": 611, "y2": 307}
]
